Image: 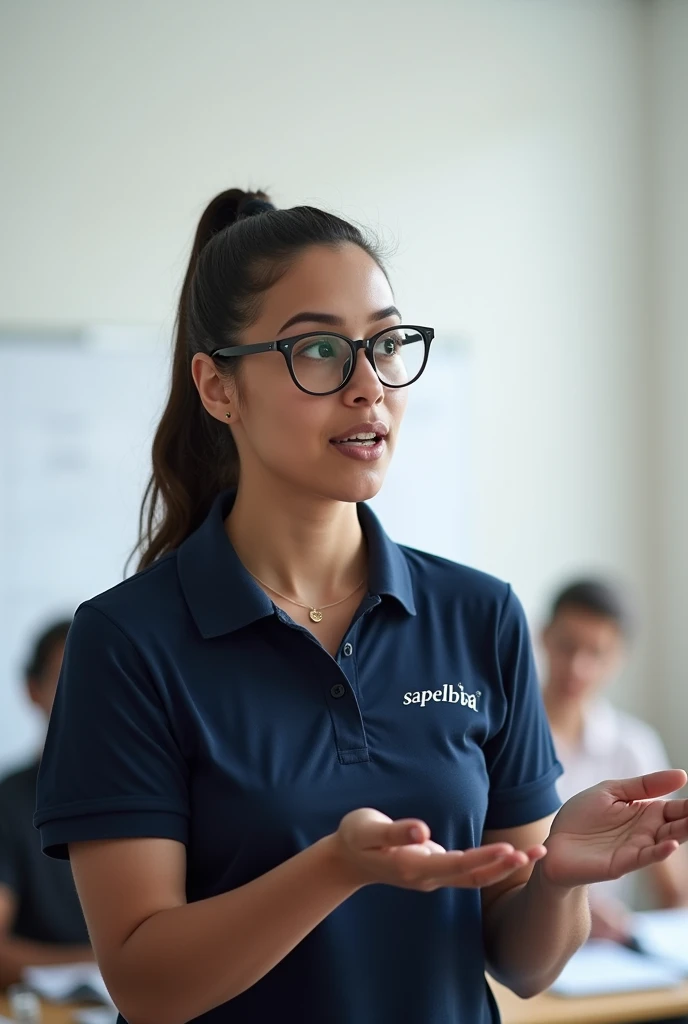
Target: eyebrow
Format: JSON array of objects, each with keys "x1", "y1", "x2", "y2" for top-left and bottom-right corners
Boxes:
[{"x1": 278, "y1": 305, "x2": 401, "y2": 334}]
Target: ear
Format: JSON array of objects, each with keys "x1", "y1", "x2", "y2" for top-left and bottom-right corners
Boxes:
[{"x1": 191, "y1": 353, "x2": 238, "y2": 425}]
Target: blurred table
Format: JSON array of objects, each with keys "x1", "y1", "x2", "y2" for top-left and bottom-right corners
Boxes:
[
  {"x1": 4, "y1": 987, "x2": 688, "y2": 1024},
  {"x1": 0, "y1": 994, "x2": 73, "y2": 1023},
  {"x1": 491, "y1": 976, "x2": 688, "y2": 1023}
]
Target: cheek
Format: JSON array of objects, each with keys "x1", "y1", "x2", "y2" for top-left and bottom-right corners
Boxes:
[
  {"x1": 387, "y1": 389, "x2": 409, "y2": 435},
  {"x1": 240, "y1": 373, "x2": 331, "y2": 448}
]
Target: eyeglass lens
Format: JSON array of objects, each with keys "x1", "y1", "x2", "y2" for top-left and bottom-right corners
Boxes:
[{"x1": 290, "y1": 329, "x2": 425, "y2": 394}]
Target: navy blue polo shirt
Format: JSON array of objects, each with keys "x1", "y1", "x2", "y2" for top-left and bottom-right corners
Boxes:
[{"x1": 35, "y1": 490, "x2": 562, "y2": 1024}]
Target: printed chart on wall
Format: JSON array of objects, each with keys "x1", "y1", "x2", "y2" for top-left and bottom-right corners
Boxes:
[{"x1": 0, "y1": 328, "x2": 472, "y2": 771}]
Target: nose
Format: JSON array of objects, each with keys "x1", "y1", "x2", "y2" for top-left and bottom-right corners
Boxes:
[{"x1": 341, "y1": 348, "x2": 384, "y2": 407}]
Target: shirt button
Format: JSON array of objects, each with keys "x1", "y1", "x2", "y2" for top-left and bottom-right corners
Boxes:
[
  {"x1": 330, "y1": 683, "x2": 346, "y2": 699},
  {"x1": 342, "y1": 643, "x2": 353, "y2": 657}
]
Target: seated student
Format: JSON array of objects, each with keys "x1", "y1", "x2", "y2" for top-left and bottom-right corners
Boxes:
[
  {"x1": 0, "y1": 620, "x2": 91, "y2": 988},
  {"x1": 541, "y1": 578, "x2": 688, "y2": 944}
]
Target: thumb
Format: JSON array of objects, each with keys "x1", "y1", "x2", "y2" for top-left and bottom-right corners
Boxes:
[
  {"x1": 342, "y1": 808, "x2": 430, "y2": 850},
  {"x1": 608, "y1": 770, "x2": 688, "y2": 802}
]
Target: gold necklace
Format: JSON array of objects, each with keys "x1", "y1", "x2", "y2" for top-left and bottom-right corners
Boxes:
[{"x1": 247, "y1": 570, "x2": 366, "y2": 623}]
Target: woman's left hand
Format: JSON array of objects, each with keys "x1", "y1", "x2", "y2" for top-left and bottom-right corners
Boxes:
[{"x1": 542, "y1": 769, "x2": 688, "y2": 888}]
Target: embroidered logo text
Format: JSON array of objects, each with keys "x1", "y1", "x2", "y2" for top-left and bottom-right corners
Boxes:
[{"x1": 403, "y1": 683, "x2": 481, "y2": 711}]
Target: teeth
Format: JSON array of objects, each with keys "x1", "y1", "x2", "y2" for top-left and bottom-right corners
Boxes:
[{"x1": 346, "y1": 432, "x2": 376, "y2": 441}]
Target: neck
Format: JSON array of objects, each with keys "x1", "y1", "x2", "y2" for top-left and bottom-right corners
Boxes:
[
  {"x1": 226, "y1": 474, "x2": 367, "y2": 603},
  {"x1": 542, "y1": 686, "x2": 587, "y2": 748}
]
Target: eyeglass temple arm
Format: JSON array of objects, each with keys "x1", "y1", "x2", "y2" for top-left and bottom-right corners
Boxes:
[{"x1": 211, "y1": 341, "x2": 278, "y2": 358}]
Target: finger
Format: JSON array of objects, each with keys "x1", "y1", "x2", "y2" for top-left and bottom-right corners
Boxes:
[
  {"x1": 441, "y1": 850, "x2": 532, "y2": 889},
  {"x1": 656, "y1": 816, "x2": 688, "y2": 843},
  {"x1": 424, "y1": 840, "x2": 447, "y2": 855},
  {"x1": 637, "y1": 839, "x2": 679, "y2": 868},
  {"x1": 396, "y1": 839, "x2": 447, "y2": 860},
  {"x1": 608, "y1": 770, "x2": 688, "y2": 802},
  {"x1": 420, "y1": 844, "x2": 522, "y2": 881},
  {"x1": 393, "y1": 841, "x2": 515, "y2": 880},
  {"x1": 662, "y1": 799, "x2": 688, "y2": 821},
  {"x1": 349, "y1": 811, "x2": 431, "y2": 851}
]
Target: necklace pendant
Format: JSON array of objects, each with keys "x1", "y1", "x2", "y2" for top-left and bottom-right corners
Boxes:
[{"x1": 309, "y1": 608, "x2": 324, "y2": 623}]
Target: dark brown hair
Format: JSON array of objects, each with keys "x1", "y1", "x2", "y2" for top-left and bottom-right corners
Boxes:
[
  {"x1": 549, "y1": 578, "x2": 637, "y2": 640},
  {"x1": 135, "y1": 188, "x2": 386, "y2": 570}
]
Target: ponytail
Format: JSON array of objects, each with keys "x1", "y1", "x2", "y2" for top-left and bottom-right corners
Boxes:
[{"x1": 135, "y1": 187, "x2": 386, "y2": 570}]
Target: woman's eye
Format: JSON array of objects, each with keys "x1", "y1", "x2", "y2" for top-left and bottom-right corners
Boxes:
[
  {"x1": 377, "y1": 337, "x2": 399, "y2": 356},
  {"x1": 302, "y1": 341, "x2": 335, "y2": 359}
]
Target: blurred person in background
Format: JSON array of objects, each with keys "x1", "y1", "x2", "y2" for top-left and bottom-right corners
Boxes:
[
  {"x1": 0, "y1": 619, "x2": 91, "y2": 988},
  {"x1": 542, "y1": 578, "x2": 688, "y2": 945}
]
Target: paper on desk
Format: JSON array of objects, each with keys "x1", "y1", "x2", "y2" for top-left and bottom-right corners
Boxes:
[
  {"x1": 549, "y1": 939, "x2": 684, "y2": 997},
  {"x1": 73, "y1": 1009, "x2": 119, "y2": 1024},
  {"x1": 633, "y1": 908, "x2": 688, "y2": 972},
  {"x1": 22, "y1": 964, "x2": 114, "y2": 1005}
]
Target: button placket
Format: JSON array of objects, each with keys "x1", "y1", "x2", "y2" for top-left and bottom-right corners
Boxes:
[{"x1": 275, "y1": 606, "x2": 369, "y2": 763}]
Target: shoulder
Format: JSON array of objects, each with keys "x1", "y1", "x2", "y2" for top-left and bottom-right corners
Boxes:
[
  {"x1": 398, "y1": 545, "x2": 528, "y2": 642},
  {"x1": 400, "y1": 545, "x2": 510, "y2": 607},
  {"x1": 71, "y1": 552, "x2": 183, "y2": 641}
]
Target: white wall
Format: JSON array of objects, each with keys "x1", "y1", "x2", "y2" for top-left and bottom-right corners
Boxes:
[
  {"x1": 0, "y1": 1, "x2": 661, "y2": 758},
  {"x1": 646, "y1": 0, "x2": 688, "y2": 763}
]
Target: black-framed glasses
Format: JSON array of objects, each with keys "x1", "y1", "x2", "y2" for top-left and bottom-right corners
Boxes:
[{"x1": 211, "y1": 325, "x2": 434, "y2": 396}]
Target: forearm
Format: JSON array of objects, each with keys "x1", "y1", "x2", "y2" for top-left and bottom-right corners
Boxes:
[
  {"x1": 109, "y1": 835, "x2": 360, "y2": 1024},
  {"x1": 0, "y1": 938, "x2": 93, "y2": 988},
  {"x1": 484, "y1": 862, "x2": 591, "y2": 998}
]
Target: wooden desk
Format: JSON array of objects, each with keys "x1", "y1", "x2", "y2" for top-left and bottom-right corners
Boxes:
[
  {"x1": 3, "y1": 987, "x2": 688, "y2": 1024},
  {"x1": 492, "y1": 976, "x2": 688, "y2": 1023},
  {"x1": 0, "y1": 994, "x2": 74, "y2": 1024}
]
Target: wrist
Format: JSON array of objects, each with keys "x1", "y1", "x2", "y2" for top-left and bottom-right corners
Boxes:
[
  {"x1": 531, "y1": 854, "x2": 586, "y2": 902},
  {"x1": 314, "y1": 833, "x2": 369, "y2": 894}
]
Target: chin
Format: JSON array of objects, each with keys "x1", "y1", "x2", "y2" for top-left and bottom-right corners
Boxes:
[{"x1": 319, "y1": 466, "x2": 388, "y2": 505}]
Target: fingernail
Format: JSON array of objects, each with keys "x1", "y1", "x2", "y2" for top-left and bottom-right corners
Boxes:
[{"x1": 409, "y1": 826, "x2": 424, "y2": 842}]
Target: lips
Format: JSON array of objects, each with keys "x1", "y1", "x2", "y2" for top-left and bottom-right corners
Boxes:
[{"x1": 330, "y1": 421, "x2": 389, "y2": 446}]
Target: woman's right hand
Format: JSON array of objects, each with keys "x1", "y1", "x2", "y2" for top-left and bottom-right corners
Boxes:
[{"x1": 332, "y1": 808, "x2": 546, "y2": 892}]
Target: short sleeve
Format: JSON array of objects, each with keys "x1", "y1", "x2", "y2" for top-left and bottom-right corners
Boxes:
[
  {"x1": 35, "y1": 604, "x2": 190, "y2": 859},
  {"x1": 483, "y1": 587, "x2": 562, "y2": 830}
]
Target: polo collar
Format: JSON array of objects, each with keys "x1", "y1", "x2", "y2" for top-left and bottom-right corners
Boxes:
[{"x1": 177, "y1": 490, "x2": 416, "y2": 639}]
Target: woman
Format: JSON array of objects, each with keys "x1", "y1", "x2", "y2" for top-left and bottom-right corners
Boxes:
[{"x1": 35, "y1": 189, "x2": 688, "y2": 1024}]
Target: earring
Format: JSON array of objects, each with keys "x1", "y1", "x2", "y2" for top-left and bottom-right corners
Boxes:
[{"x1": 225, "y1": 411, "x2": 231, "y2": 420}]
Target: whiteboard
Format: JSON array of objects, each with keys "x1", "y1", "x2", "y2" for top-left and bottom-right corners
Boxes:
[{"x1": 0, "y1": 328, "x2": 471, "y2": 772}]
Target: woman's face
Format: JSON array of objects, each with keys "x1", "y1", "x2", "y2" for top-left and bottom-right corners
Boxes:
[{"x1": 194, "y1": 242, "x2": 409, "y2": 504}]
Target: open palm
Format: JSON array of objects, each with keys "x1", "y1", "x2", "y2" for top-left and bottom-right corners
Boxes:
[{"x1": 543, "y1": 770, "x2": 688, "y2": 888}]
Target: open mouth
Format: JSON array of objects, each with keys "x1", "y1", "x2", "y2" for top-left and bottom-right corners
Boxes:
[{"x1": 330, "y1": 432, "x2": 383, "y2": 448}]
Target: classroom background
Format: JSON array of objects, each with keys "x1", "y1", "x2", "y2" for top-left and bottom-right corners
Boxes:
[
  {"x1": 2, "y1": 1, "x2": 688, "y2": 1020},
  {"x1": 2, "y1": 0, "x2": 687, "y2": 769}
]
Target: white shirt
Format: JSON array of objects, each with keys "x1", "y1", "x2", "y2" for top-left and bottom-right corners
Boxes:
[{"x1": 553, "y1": 699, "x2": 671, "y2": 905}]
